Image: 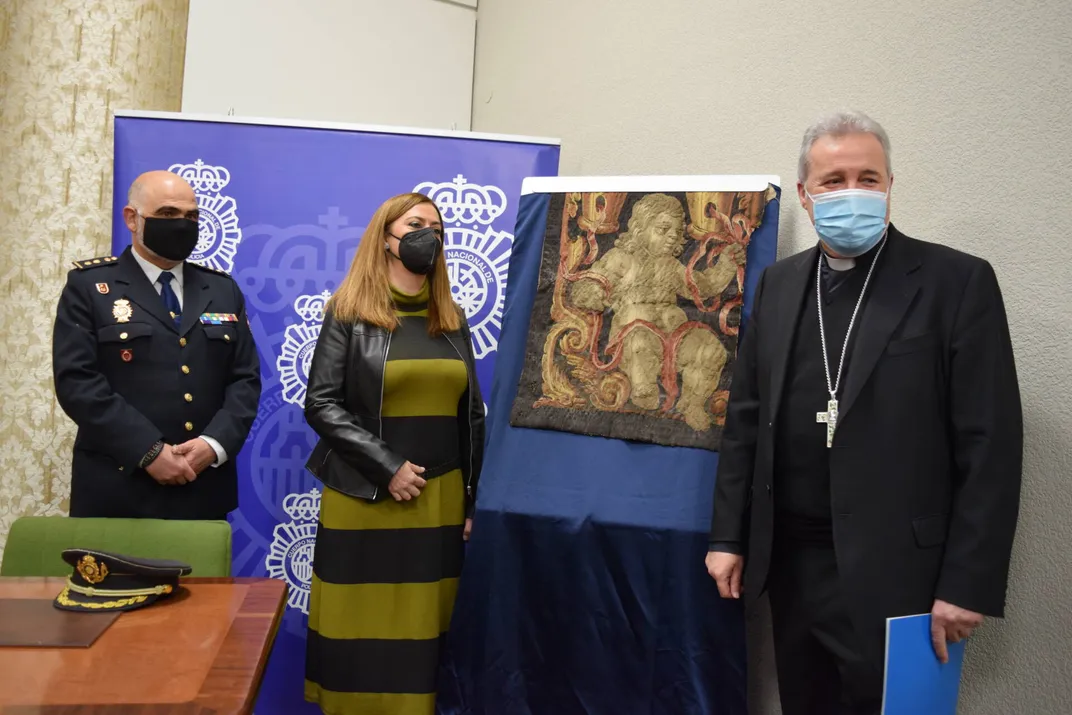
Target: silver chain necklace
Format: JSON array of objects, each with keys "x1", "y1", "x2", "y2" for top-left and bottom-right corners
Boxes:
[{"x1": 815, "y1": 238, "x2": 886, "y2": 448}]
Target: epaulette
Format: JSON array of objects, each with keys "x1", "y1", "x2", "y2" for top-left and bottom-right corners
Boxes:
[
  {"x1": 71, "y1": 256, "x2": 118, "y2": 270},
  {"x1": 187, "y1": 262, "x2": 233, "y2": 277}
]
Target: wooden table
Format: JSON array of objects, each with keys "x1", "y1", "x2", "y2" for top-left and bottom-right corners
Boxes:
[{"x1": 0, "y1": 577, "x2": 286, "y2": 714}]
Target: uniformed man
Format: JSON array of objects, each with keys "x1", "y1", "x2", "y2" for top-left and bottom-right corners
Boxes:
[{"x1": 52, "y1": 170, "x2": 261, "y2": 520}]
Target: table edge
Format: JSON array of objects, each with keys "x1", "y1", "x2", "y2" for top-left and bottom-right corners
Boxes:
[
  {"x1": 0, "y1": 577, "x2": 287, "y2": 715},
  {"x1": 231, "y1": 579, "x2": 288, "y2": 715}
]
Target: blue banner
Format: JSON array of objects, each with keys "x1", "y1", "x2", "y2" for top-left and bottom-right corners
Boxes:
[{"x1": 111, "y1": 112, "x2": 560, "y2": 714}]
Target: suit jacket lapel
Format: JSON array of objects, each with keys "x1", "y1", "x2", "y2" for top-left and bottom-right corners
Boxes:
[
  {"x1": 837, "y1": 227, "x2": 923, "y2": 421},
  {"x1": 179, "y1": 263, "x2": 212, "y2": 337},
  {"x1": 769, "y1": 247, "x2": 817, "y2": 423},
  {"x1": 114, "y1": 248, "x2": 178, "y2": 333}
]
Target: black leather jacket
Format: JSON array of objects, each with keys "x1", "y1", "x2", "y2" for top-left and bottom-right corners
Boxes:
[{"x1": 303, "y1": 306, "x2": 485, "y2": 510}]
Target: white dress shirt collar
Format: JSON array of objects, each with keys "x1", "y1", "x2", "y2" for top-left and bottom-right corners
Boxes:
[
  {"x1": 824, "y1": 254, "x2": 856, "y2": 272},
  {"x1": 131, "y1": 247, "x2": 185, "y2": 293}
]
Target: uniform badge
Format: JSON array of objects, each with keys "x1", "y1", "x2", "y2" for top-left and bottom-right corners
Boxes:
[
  {"x1": 76, "y1": 555, "x2": 108, "y2": 585},
  {"x1": 96, "y1": 283, "x2": 109, "y2": 295},
  {"x1": 112, "y1": 299, "x2": 133, "y2": 323},
  {"x1": 120, "y1": 349, "x2": 133, "y2": 362}
]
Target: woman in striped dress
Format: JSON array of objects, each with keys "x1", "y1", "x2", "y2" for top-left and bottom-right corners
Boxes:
[{"x1": 303, "y1": 192, "x2": 484, "y2": 715}]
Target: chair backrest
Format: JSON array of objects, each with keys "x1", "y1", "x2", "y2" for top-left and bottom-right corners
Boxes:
[{"x1": 0, "y1": 517, "x2": 232, "y2": 577}]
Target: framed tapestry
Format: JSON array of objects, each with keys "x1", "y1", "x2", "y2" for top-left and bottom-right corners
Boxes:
[{"x1": 510, "y1": 176, "x2": 778, "y2": 451}]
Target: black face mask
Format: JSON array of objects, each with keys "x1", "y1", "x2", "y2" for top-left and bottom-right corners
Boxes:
[
  {"x1": 388, "y1": 227, "x2": 441, "y2": 275},
  {"x1": 142, "y1": 216, "x2": 200, "y2": 262}
]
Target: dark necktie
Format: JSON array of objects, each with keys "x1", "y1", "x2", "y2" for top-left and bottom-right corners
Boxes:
[{"x1": 157, "y1": 271, "x2": 181, "y2": 328}]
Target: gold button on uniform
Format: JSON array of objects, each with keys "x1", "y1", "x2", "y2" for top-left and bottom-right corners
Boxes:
[
  {"x1": 223, "y1": 334, "x2": 231, "y2": 342},
  {"x1": 184, "y1": 422, "x2": 194, "y2": 432},
  {"x1": 119, "y1": 332, "x2": 128, "y2": 340},
  {"x1": 181, "y1": 365, "x2": 190, "y2": 374},
  {"x1": 184, "y1": 393, "x2": 193, "y2": 402},
  {"x1": 179, "y1": 337, "x2": 187, "y2": 347}
]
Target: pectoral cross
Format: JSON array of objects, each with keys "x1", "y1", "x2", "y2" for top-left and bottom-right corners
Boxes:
[{"x1": 816, "y1": 398, "x2": 839, "y2": 448}]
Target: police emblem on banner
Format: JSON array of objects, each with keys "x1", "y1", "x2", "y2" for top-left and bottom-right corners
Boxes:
[
  {"x1": 413, "y1": 175, "x2": 511, "y2": 359},
  {"x1": 264, "y1": 487, "x2": 321, "y2": 614},
  {"x1": 168, "y1": 159, "x2": 242, "y2": 273},
  {"x1": 277, "y1": 290, "x2": 332, "y2": 406}
]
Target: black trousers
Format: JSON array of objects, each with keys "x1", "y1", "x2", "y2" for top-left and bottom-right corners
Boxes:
[{"x1": 767, "y1": 539, "x2": 883, "y2": 715}]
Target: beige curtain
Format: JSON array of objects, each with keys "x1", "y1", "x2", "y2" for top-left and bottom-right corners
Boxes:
[{"x1": 0, "y1": 0, "x2": 190, "y2": 558}]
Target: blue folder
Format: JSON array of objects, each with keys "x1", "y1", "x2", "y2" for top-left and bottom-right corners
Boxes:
[{"x1": 883, "y1": 614, "x2": 965, "y2": 715}]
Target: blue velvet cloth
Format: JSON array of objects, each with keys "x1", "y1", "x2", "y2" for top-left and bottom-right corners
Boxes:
[{"x1": 438, "y1": 187, "x2": 781, "y2": 715}]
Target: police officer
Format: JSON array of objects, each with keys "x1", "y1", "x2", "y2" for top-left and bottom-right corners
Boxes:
[{"x1": 52, "y1": 170, "x2": 261, "y2": 520}]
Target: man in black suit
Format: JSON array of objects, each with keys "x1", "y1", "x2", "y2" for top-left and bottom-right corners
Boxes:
[
  {"x1": 53, "y1": 170, "x2": 261, "y2": 520},
  {"x1": 706, "y1": 111, "x2": 1022, "y2": 714}
]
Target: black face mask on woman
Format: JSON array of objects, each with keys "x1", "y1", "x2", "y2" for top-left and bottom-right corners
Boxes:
[{"x1": 387, "y1": 227, "x2": 441, "y2": 275}]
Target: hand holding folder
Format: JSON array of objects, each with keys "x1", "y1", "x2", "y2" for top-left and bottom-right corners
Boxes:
[{"x1": 883, "y1": 614, "x2": 966, "y2": 715}]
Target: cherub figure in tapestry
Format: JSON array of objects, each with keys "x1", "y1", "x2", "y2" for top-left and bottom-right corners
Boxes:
[
  {"x1": 569, "y1": 193, "x2": 744, "y2": 431},
  {"x1": 511, "y1": 186, "x2": 774, "y2": 451}
]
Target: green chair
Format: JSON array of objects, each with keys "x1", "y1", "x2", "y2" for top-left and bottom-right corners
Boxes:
[{"x1": 0, "y1": 517, "x2": 233, "y2": 577}]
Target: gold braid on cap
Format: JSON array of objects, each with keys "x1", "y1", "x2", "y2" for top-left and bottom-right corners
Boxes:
[
  {"x1": 56, "y1": 587, "x2": 149, "y2": 610},
  {"x1": 65, "y1": 578, "x2": 173, "y2": 598}
]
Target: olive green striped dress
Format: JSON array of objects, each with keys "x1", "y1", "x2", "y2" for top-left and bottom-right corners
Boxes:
[{"x1": 305, "y1": 282, "x2": 468, "y2": 715}]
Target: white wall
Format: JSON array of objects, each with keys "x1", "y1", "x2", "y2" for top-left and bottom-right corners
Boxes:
[
  {"x1": 182, "y1": 0, "x2": 476, "y2": 129},
  {"x1": 471, "y1": 1, "x2": 1072, "y2": 714}
]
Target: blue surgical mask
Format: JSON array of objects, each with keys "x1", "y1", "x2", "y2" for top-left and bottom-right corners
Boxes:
[{"x1": 806, "y1": 187, "x2": 889, "y2": 257}]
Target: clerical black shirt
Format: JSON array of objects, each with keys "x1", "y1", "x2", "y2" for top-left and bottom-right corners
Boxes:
[{"x1": 773, "y1": 241, "x2": 885, "y2": 543}]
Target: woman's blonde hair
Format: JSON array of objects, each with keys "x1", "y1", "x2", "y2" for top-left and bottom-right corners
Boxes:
[{"x1": 330, "y1": 193, "x2": 461, "y2": 335}]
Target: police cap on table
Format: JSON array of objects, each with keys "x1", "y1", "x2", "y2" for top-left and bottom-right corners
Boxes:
[{"x1": 53, "y1": 549, "x2": 192, "y2": 613}]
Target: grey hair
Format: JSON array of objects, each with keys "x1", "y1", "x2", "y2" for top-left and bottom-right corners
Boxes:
[
  {"x1": 127, "y1": 180, "x2": 144, "y2": 209},
  {"x1": 797, "y1": 110, "x2": 892, "y2": 183}
]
